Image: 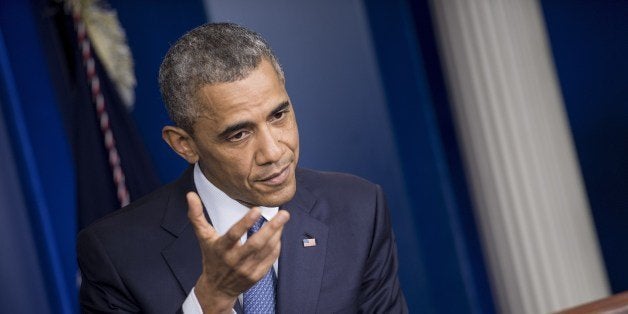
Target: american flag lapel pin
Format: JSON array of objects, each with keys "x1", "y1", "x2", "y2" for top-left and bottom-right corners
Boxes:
[{"x1": 302, "y1": 234, "x2": 316, "y2": 247}]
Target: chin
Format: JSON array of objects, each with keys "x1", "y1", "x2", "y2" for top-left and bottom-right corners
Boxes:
[{"x1": 257, "y1": 184, "x2": 297, "y2": 207}]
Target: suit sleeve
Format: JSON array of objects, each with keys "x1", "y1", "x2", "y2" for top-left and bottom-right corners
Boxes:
[
  {"x1": 77, "y1": 228, "x2": 141, "y2": 313},
  {"x1": 358, "y1": 185, "x2": 408, "y2": 313}
]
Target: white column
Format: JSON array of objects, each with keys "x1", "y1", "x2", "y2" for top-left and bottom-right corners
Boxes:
[{"x1": 429, "y1": 1, "x2": 610, "y2": 313}]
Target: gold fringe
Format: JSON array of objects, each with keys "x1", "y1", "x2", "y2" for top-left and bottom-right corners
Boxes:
[{"x1": 68, "y1": 0, "x2": 136, "y2": 110}]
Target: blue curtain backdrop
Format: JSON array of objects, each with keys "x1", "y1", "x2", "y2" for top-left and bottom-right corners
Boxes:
[
  {"x1": 0, "y1": 0, "x2": 165, "y2": 312},
  {"x1": 0, "y1": 1, "x2": 77, "y2": 312},
  {"x1": 0, "y1": 83, "x2": 53, "y2": 313}
]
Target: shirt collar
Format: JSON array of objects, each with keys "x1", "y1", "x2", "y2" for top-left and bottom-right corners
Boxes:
[{"x1": 193, "y1": 163, "x2": 278, "y2": 237}]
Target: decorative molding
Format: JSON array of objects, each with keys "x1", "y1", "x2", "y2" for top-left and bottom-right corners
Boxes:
[{"x1": 430, "y1": 1, "x2": 610, "y2": 312}]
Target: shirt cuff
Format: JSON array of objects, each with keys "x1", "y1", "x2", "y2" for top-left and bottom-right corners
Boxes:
[
  {"x1": 182, "y1": 287, "x2": 203, "y2": 314},
  {"x1": 182, "y1": 287, "x2": 237, "y2": 314}
]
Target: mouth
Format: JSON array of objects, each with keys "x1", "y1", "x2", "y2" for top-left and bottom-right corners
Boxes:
[{"x1": 256, "y1": 164, "x2": 291, "y2": 186}]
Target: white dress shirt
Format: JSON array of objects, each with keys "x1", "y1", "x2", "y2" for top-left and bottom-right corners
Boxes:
[{"x1": 182, "y1": 164, "x2": 279, "y2": 313}]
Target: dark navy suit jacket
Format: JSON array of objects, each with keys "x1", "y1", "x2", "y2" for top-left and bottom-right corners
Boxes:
[{"x1": 77, "y1": 167, "x2": 407, "y2": 313}]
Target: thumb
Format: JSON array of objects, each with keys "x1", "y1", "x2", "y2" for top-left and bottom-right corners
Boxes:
[{"x1": 186, "y1": 191, "x2": 216, "y2": 240}]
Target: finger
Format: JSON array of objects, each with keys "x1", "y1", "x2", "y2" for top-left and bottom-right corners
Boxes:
[
  {"x1": 240, "y1": 210, "x2": 289, "y2": 257},
  {"x1": 249, "y1": 210, "x2": 290, "y2": 242},
  {"x1": 242, "y1": 225, "x2": 283, "y2": 266},
  {"x1": 253, "y1": 221, "x2": 285, "y2": 258},
  {"x1": 268, "y1": 209, "x2": 290, "y2": 229},
  {"x1": 217, "y1": 207, "x2": 262, "y2": 249},
  {"x1": 236, "y1": 212, "x2": 288, "y2": 280},
  {"x1": 240, "y1": 240, "x2": 281, "y2": 282},
  {"x1": 186, "y1": 192, "x2": 217, "y2": 240}
]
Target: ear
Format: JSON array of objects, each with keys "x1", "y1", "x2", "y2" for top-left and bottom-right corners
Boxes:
[{"x1": 162, "y1": 126, "x2": 199, "y2": 164}]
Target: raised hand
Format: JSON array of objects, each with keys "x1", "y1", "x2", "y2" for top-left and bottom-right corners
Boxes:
[{"x1": 186, "y1": 192, "x2": 290, "y2": 313}]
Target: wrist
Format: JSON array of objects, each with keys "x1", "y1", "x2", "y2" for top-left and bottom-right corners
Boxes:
[{"x1": 195, "y1": 278, "x2": 237, "y2": 314}]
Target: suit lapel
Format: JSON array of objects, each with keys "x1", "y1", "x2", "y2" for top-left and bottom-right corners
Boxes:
[
  {"x1": 277, "y1": 179, "x2": 328, "y2": 313},
  {"x1": 161, "y1": 226, "x2": 201, "y2": 293},
  {"x1": 160, "y1": 166, "x2": 202, "y2": 294}
]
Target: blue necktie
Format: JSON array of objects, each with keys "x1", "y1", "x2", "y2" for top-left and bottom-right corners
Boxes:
[{"x1": 243, "y1": 217, "x2": 276, "y2": 313}]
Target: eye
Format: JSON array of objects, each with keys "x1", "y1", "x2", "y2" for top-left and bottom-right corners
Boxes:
[
  {"x1": 271, "y1": 110, "x2": 287, "y2": 121},
  {"x1": 228, "y1": 131, "x2": 251, "y2": 142}
]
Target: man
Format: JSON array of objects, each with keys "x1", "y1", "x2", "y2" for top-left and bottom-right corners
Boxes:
[{"x1": 77, "y1": 23, "x2": 407, "y2": 313}]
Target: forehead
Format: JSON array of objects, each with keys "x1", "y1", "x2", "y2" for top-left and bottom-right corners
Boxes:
[{"x1": 196, "y1": 59, "x2": 287, "y2": 127}]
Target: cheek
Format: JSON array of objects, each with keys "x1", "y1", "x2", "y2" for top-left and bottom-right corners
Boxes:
[
  {"x1": 289, "y1": 126, "x2": 300, "y2": 150},
  {"x1": 204, "y1": 150, "x2": 248, "y2": 179},
  {"x1": 226, "y1": 154, "x2": 256, "y2": 182},
  {"x1": 282, "y1": 118, "x2": 299, "y2": 147}
]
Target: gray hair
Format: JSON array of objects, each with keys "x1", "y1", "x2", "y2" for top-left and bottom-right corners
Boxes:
[{"x1": 158, "y1": 23, "x2": 284, "y2": 133}]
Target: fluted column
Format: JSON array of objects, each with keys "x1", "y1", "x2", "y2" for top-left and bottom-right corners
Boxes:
[{"x1": 429, "y1": 1, "x2": 610, "y2": 313}]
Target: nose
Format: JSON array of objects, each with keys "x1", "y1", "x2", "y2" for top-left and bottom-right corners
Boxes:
[{"x1": 254, "y1": 125, "x2": 283, "y2": 165}]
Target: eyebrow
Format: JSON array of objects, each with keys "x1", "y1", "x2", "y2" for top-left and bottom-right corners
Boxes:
[
  {"x1": 217, "y1": 101, "x2": 291, "y2": 139},
  {"x1": 270, "y1": 101, "x2": 291, "y2": 118}
]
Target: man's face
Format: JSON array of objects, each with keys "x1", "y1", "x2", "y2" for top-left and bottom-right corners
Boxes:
[{"x1": 189, "y1": 59, "x2": 299, "y2": 207}]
